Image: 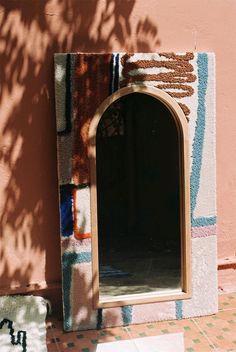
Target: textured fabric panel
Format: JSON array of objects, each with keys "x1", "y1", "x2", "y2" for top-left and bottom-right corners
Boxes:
[
  {"x1": 0, "y1": 296, "x2": 47, "y2": 352},
  {"x1": 72, "y1": 54, "x2": 112, "y2": 185},
  {"x1": 59, "y1": 185, "x2": 74, "y2": 237},
  {"x1": 62, "y1": 251, "x2": 91, "y2": 331},
  {"x1": 132, "y1": 301, "x2": 176, "y2": 324},
  {"x1": 119, "y1": 52, "x2": 197, "y2": 119},
  {"x1": 54, "y1": 52, "x2": 217, "y2": 331},
  {"x1": 71, "y1": 263, "x2": 96, "y2": 331},
  {"x1": 190, "y1": 53, "x2": 216, "y2": 227},
  {"x1": 73, "y1": 186, "x2": 91, "y2": 239},
  {"x1": 102, "y1": 307, "x2": 123, "y2": 328},
  {"x1": 55, "y1": 54, "x2": 75, "y2": 185},
  {"x1": 57, "y1": 133, "x2": 73, "y2": 185},
  {"x1": 61, "y1": 237, "x2": 92, "y2": 253},
  {"x1": 54, "y1": 54, "x2": 67, "y2": 133},
  {"x1": 182, "y1": 236, "x2": 218, "y2": 318},
  {"x1": 194, "y1": 53, "x2": 216, "y2": 219},
  {"x1": 191, "y1": 224, "x2": 217, "y2": 238}
]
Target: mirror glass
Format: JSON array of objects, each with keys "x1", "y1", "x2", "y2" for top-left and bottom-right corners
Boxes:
[{"x1": 96, "y1": 92, "x2": 181, "y2": 300}]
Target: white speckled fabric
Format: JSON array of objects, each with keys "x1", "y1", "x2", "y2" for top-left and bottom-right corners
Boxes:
[{"x1": 0, "y1": 296, "x2": 47, "y2": 352}]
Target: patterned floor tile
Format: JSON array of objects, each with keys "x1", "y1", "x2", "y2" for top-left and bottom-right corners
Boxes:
[
  {"x1": 46, "y1": 293, "x2": 236, "y2": 352},
  {"x1": 219, "y1": 292, "x2": 236, "y2": 310},
  {"x1": 194, "y1": 309, "x2": 236, "y2": 351}
]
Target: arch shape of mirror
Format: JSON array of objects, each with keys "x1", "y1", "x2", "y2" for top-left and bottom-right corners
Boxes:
[{"x1": 88, "y1": 86, "x2": 191, "y2": 309}]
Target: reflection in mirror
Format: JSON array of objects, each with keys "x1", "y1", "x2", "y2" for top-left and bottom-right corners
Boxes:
[{"x1": 96, "y1": 92, "x2": 181, "y2": 300}]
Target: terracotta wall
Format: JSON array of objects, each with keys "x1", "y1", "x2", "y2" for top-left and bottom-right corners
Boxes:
[{"x1": 0, "y1": 0, "x2": 236, "y2": 294}]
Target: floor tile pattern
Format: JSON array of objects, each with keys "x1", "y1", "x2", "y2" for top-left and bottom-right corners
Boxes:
[{"x1": 47, "y1": 293, "x2": 236, "y2": 351}]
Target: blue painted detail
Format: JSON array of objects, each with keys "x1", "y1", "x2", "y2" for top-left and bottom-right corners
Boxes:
[
  {"x1": 62, "y1": 251, "x2": 92, "y2": 331},
  {"x1": 190, "y1": 53, "x2": 209, "y2": 224},
  {"x1": 175, "y1": 301, "x2": 183, "y2": 320},
  {"x1": 122, "y1": 305, "x2": 133, "y2": 326},
  {"x1": 114, "y1": 53, "x2": 120, "y2": 92},
  {"x1": 60, "y1": 185, "x2": 74, "y2": 237},
  {"x1": 192, "y1": 216, "x2": 216, "y2": 227},
  {"x1": 97, "y1": 309, "x2": 103, "y2": 330}
]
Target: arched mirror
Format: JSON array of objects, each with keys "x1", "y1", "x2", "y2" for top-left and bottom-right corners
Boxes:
[{"x1": 89, "y1": 86, "x2": 191, "y2": 308}]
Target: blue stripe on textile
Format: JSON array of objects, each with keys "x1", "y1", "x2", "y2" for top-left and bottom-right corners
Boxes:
[
  {"x1": 190, "y1": 53, "x2": 209, "y2": 225},
  {"x1": 175, "y1": 300, "x2": 183, "y2": 320},
  {"x1": 62, "y1": 251, "x2": 91, "y2": 331},
  {"x1": 60, "y1": 185, "x2": 74, "y2": 237},
  {"x1": 192, "y1": 216, "x2": 216, "y2": 227},
  {"x1": 122, "y1": 305, "x2": 133, "y2": 326}
]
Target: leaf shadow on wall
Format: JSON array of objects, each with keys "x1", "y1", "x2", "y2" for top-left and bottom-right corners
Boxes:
[{"x1": 0, "y1": 0, "x2": 161, "y2": 325}]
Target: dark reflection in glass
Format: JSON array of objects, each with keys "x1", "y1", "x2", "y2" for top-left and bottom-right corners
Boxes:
[{"x1": 96, "y1": 93, "x2": 181, "y2": 299}]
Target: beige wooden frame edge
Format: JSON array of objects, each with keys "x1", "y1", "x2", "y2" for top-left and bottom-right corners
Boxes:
[{"x1": 88, "y1": 85, "x2": 191, "y2": 309}]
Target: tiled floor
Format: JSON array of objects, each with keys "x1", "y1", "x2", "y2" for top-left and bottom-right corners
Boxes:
[{"x1": 46, "y1": 293, "x2": 236, "y2": 352}]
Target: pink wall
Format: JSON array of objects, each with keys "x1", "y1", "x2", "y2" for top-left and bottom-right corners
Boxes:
[{"x1": 0, "y1": 0, "x2": 235, "y2": 293}]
